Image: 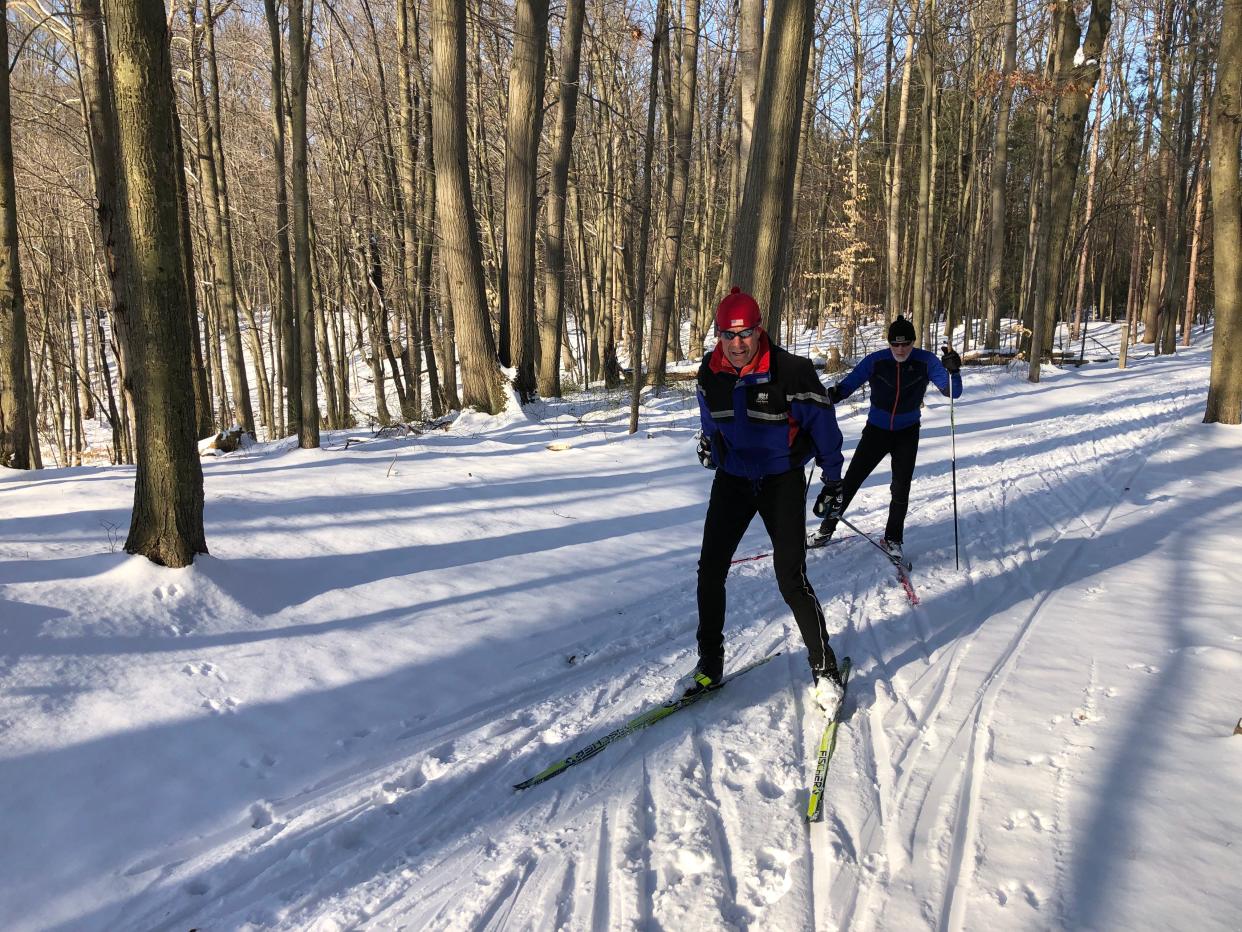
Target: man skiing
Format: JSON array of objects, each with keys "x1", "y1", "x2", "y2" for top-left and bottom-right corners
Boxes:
[
  {"x1": 691, "y1": 287, "x2": 846, "y2": 711},
  {"x1": 809, "y1": 314, "x2": 963, "y2": 565}
]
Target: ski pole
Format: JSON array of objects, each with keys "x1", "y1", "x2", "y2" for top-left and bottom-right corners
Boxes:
[
  {"x1": 943, "y1": 345, "x2": 961, "y2": 570},
  {"x1": 835, "y1": 515, "x2": 897, "y2": 564}
]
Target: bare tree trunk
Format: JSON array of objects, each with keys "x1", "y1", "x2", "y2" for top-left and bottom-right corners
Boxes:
[
  {"x1": 729, "y1": 0, "x2": 817, "y2": 334},
  {"x1": 538, "y1": 0, "x2": 585, "y2": 398},
  {"x1": 187, "y1": 0, "x2": 254, "y2": 435},
  {"x1": 103, "y1": 0, "x2": 207, "y2": 565},
  {"x1": 432, "y1": 0, "x2": 505, "y2": 413},
  {"x1": 983, "y1": 0, "x2": 1017, "y2": 348},
  {"x1": 1206, "y1": 0, "x2": 1242, "y2": 423},
  {"x1": 910, "y1": 6, "x2": 935, "y2": 344},
  {"x1": 264, "y1": 0, "x2": 300, "y2": 437},
  {"x1": 885, "y1": 0, "x2": 921, "y2": 321},
  {"x1": 289, "y1": 0, "x2": 320, "y2": 446},
  {"x1": 735, "y1": 0, "x2": 762, "y2": 214},
  {"x1": 648, "y1": 0, "x2": 698, "y2": 386},
  {"x1": 503, "y1": 0, "x2": 549, "y2": 402},
  {"x1": 1028, "y1": 0, "x2": 1111, "y2": 382},
  {"x1": 1182, "y1": 111, "x2": 1207, "y2": 347},
  {"x1": 0, "y1": 0, "x2": 33, "y2": 468},
  {"x1": 1071, "y1": 55, "x2": 1108, "y2": 342},
  {"x1": 628, "y1": 0, "x2": 667, "y2": 432}
]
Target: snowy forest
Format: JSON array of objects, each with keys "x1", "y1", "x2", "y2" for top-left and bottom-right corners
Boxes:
[{"x1": 1, "y1": 0, "x2": 1240, "y2": 929}]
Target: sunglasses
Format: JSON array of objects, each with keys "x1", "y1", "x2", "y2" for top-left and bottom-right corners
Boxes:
[
  {"x1": 720, "y1": 327, "x2": 758, "y2": 341},
  {"x1": 889, "y1": 340, "x2": 913, "y2": 348}
]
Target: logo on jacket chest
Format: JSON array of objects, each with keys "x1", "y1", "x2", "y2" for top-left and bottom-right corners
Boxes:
[{"x1": 755, "y1": 391, "x2": 769, "y2": 403}]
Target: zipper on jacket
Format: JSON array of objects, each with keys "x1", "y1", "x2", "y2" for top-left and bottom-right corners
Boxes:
[{"x1": 890, "y1": 361, "x2": 902, "y2": 429}]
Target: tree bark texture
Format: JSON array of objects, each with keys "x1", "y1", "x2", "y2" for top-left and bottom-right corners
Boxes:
[
  {"x1": 1028, "y1": 0, "x2": 1110, "y2": 381},
  {"x1": 504, "y1": 0, "x2": 549, "y2": 402},
  {"x1": 0, "y1": 0, "x2": 34, "y2": 469},
  {"x1": 983, "y1": 0, "x2": 1017, "y2": 349},
  {"x1": 289, "y1": 0, "x2": 320, "y2": 446},
  {"x1": 538, "y1": 0, "x2": 585, "y2": 398},
  {"x1": 433, "y1": 0, "x2": 506, "y2": 413},
  {"x1": 729, "y1": 0, "x2": 816, "y2": 335},
  {"x1": 647, "y1": 0, "x2": 699, "y2": 386},
  {"x1": 102, "y1": 0, "x2": 207, "y2": 565},
  {"x1": 1207, "y1": 0, "x2": 1242, "y2": 423},
  {"x1": 264, "y1": 0, "x2": 300, "y2": 436}
]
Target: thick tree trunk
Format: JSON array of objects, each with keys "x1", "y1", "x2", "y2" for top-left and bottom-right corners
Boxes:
[
  {"x1": 432, "y1": 0, "x2": 505, "y2": 413},
  {"x1": 102, "y1": 0, "x2": 207, "y2": 566},
  {"x1": 504, "y1": 0, "x2": 549, "y2": 402},
  {"x1": 538, "y1": 0, "x2": 585, "y2": 398},
  {"x1": 729, "y1": 0, "x2": 817, "y2": 334},
  {"x1": 1206, "y1": 0, "x2": 1242, "y2": 423},
  {"x1": 0, "y1": 0, "x2": 34, "y2": 469}
]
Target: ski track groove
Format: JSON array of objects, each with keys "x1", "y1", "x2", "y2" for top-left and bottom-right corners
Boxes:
[
  {"x1": 825, "y1": 375, "x2": 1194, "y2": 931},
  {"x1": 927, "y1": 378, "x2": 1193, "y2": 930},
  {"x1": 692, "y1": 726, "x2": 743, "y2": 922},
  {"x1": 591, "y1": 804, "x2": 611, "y2": 932}
]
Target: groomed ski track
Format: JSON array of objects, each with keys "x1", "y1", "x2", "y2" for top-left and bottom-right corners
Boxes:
[{"x1": 5, "y1": 334, "x2": 1239, "y2": 932}]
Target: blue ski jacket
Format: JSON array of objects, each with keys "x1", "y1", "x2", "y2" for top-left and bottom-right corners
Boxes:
[
  {"x1": 696, "y1": 333, "x2": 844, "y2": 482},
  {"x1": 834, "y1": 347, "x2": 962, "y2": 431}
]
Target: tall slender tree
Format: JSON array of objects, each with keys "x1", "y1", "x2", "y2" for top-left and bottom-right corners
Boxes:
[
  {"x1": 264, "y1": 0, "x2": 300, "y2": 437},
  {"x1": 0, "y1": 0, "x2": 33, "y2": 469},
  {"x1": 289, "y1": 0, "x2": 319, "y2": 447}
]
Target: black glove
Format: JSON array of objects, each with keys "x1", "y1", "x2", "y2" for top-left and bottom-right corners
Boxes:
[
  {"x1": 827, "y1": 384, "x2": 844, "y2": 404},
  {"x1": 813, "y1": 480, "x2": 844, "y2": 518},
  {"x1": 696, "y1": 432, "x2": 716, "y2": 470},
  {"x1": 940, "y1": 346, "x2": 962, "y2": 374}
]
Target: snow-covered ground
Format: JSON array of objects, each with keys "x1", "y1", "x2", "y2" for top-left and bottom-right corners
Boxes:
[{"x1": 2, "y1": 325, "x2": 1240, "y2": 931}]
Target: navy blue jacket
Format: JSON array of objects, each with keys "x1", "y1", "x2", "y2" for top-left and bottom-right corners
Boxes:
[
  {"x1": 697, "y1": 334, "x2": 844, "y2": 482},
  {"x1": 834, "y1": 347, "x2": 962, "y2": 430}
]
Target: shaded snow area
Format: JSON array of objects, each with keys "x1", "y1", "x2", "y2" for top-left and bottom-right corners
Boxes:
[{"x1": 2, "y1": 329, "x2": 1240, "y2": 931}]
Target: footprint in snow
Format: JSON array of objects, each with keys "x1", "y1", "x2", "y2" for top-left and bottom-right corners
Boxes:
[
  {"x1": 1003, "y1": 809, "x2": 1050, "y2": 832},
  {"x1": 1126, "y1": 663, "x2": 1160, "y2": 675},
  {"x1": 995, "y1": 879, "x2": 1042, "y2": 909},
  {"x1": 748, "y1": 847, "x2": 795, "y2": 906}
]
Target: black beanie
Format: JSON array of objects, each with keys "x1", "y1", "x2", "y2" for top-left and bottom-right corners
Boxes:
[{"x1": 887, "y1": 315, "x2": 916, "y2": 343}]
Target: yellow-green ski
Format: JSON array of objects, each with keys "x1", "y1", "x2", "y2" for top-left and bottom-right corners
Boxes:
[
  {"x1": 515, "y1": 653, "x2": 780, "y2": 791},
  {"x1": 806, "y1": 656, "x2": 852, "y2": 822}
]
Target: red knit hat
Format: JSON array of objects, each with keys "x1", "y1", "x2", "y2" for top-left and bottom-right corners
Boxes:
[{"x1": 715, "y1": 287, "x2": 761, "y2": 331}]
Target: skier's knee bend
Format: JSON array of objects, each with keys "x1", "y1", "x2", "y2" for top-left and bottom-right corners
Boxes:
[{"x1": 773, "y1": 560, "x2": 811, "y2": 602}]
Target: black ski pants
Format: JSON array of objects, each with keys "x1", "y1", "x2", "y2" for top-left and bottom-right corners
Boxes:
[
  {"x1": 696, "y1": 467, "x2": 832, "y2": 678},
  {"x1": 837, "y1": 421, "x2": 920, "y2": 543}
]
